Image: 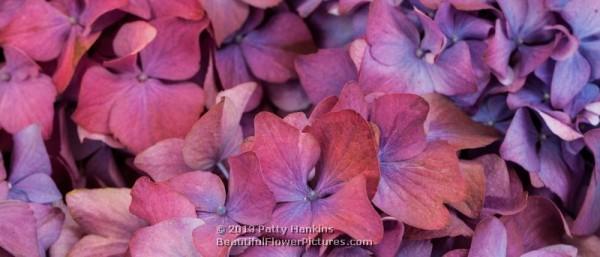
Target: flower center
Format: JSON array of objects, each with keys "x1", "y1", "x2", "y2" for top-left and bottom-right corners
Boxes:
[
  {"x1": 137, "y1": 73, "x2": 149, "y2": 82},
  {"x1": 216, "y1": 205, "x2": 227, "y2": 216},
  {"x1": 486, "y1": 120, "x2": 495, "y2": 126},
  {"x1": 415, "y1": 48, "x2": 425, "y2": 58},
  {"x1": 0, "y1": 73, "x2": 10, "y2": 82},
  {"x1": 539, "y1": 133, "x2": 548, "y2": 142},
  {"x1": 542, "y1": 92, "x2": 550, "y2": 102},
  {"x1": 235, "y1": 34, "x2": 244, "y2": 44},
  {"x1": 68, "y1": 16, "x2": 78, "y2": 25},
  {"x1": 451, "y1": 35, "x2": 459, "y2": 43},
  {"x1": 305, "y1": 190, "x2": 319, "y2": 201}
]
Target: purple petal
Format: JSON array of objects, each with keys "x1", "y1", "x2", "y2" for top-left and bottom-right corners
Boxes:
[
  {"x1": 371, "y1": 93, "x2": 429, "y2": 161},
  {"x1": 500, "y1": 108, "x2": 540, "y2": 174},
  {"x1": 397, "y1": 240, "x2": 433, "y2": 257},
  {"x1": 11, "y1": 173, "x2": 61, "y2": 203},
  {"x1": 468, "y1": 217, "x2": 507, "y2": 257},
  {"x1": 551, "y1": 50, "x2": 591, "y2": 109},
  {"x1": 200, "y1": 0, "x2": 249, "y2": 45},
  {"x1": 295, "y1": 47, "x2": 357, "y2": 103},
  {"x1": 166, "y1": 171, "x2": 225, "y2": 212},
  {"x1": 241, "y1": 13, "x2": 315, "y2": 83},
  {"x1": 226, "y1": 152, "x2": 276, "y2": 225}
]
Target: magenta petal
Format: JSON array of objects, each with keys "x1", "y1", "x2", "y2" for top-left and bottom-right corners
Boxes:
[
  {"x1": 314, "y1": 176, "x2": 383, "y2": 242},
  {"x1": 0, "y1": 0, "x2": 70, "y2": 61},
  {"x1": 165, "y1": 171, "x2": 225, "y2": 212},
  {"x1": 200, "y1": 0, "x2": 249, "y2": 45},
  {"x1": 215, "y1": 45, "x2": 255, "y2": 90},
  {"x1": 476, "y1": 154, "x2": 527, "y2": 215},
  {"x1": 501, "y1": 196, "x2": 569, "y2": 257},
  {"x1": 141, "y1": 17, "x2": 207, "y2": 80},
  {"x1": 146, "y1": 0, "x2": 205, "y2": 20},
  {"x1": 226, "y1": 152, "x2": 276, "y2": 225},
  {"x1": 113, "y1": 21, "x2": 157, "y2": 57},
  {"x1": 0, "y1": 201, "x2": 40, "y2": 257},
  {"x1": 295, "y1": 47, "x2": 357, "y2": 103},
  {"x1": 129, "y1": 218, "x2": 204, "y2": 257},
  {"x1": 253, "y1": 112, "x2": 320, "y2": 201},
  {"x1": 484, "y1": 20, "x2": 517, "y2": 86},
  {"x1": 328, "y1": 247, "x2": 371, "y2": 257},
  {"x1": 373, "y1": 141, "x2": 466, "y2": 230},
  {"x1": 424, "y1": 94, "x2": 498, "y2": 150},
  {"x1": 415, "y1": 10, "x2": 447, "y2": 57},
  {"x1": 0, "y1": 48, "x2": 57, "y2": 137},
  {"x1": 78, "y1": 0, "x2": 127, "y2": 30},
  {"x1": 370, "y1": 221, "x2": 404, "y2": 257},
  {"x1": 130, "y1": 177, "x2": 197, "y2": 224},
  {"x1": 371, "y1": 94, "x2": 429, "y2": 161},
  {"x1": 404, "y1": 213, "x2": 473, "y2": 240},
  {"x1": 266, "y1": 81, "x2": 311, "y2": 112},
  {"x1": 241, "y1": 13, "x2": 315, "y2": 83},
  {"x1": 330, "y1": 82, "x2": 369, "y2": 119},
  {"x1": 308, "y1": 111, "x2": 380, "y2": 196},
  {"x1": 468, "y1": 217, "x2": 507, "y2": 257},
  {"x1": 66, "y1": 188, "x2": 146, "y2": 238},
  {"x1": 134, "y1": 139, "x2": 192, "y2": 182},
  {"x1": 238, "y1": 245, "x2": 303, "y2": 257}
]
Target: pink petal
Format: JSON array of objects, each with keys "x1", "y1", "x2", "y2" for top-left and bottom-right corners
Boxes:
[
  {"x1": 226, "y1": 152, "x2": 276, "y2": 225},
  {"x1": 241, "y1": 13, "x2": 315, "y2": 83},
  {"x1": 141, "y1": 17, "x2": 207, "y2": 80},
  {"x1": 484, "y1": 20, "x2": 517, "y2": 86},
  {"x1": 520, "y1": 245, "x2": 577, "y2": 257},
  {"x1": 404, "y1": 213, "x2": 473, "y2": 240},
  {"x1": 424, "y1": 93, "x2": 498, "y2": 150},
  {"x1": 448, "y1": 160, "x2": 485, "y2": 218},
  {"x1": 314, "y1": 176, "x2": 383, "y2": 242},
  {"x1": 146, "y1": 0, "x2": 205, "y2": 20},
  {"x1": 265, "y1": 81, "x2": 311, "y2": 112},
  {"x1": 52, "y1": 28, "x2": 100, "y2": 93},
  {"x1": 66, "y1": 188, "x2": 146, "y2": 238},
  {"x1": 192, "y1": 218, "x2": 239, "y2": 257},
  {"x1": 130, "y1": 177, "x2": 197, "y2": 224},
  {"x1": 371, "y1": 93, "x2": 429, "y2": 161},
  {"x1": 295, "y1": 47, "x2": 357, "y2": 103},
  {"x1": 134, "y1": 138, "x2": 193, "y2": 182},
  {"x1": 373, "y1": 141, "x2": 466, "y2": 230},
  {"x1": 0, "y1": 201, "x2": 40, "y2": 257},
  {"x1": 239, "y1": 0, "x2": 281, "y2": 8},
  {"x1": 253, "y1": 112, "x2": 321, "y2": 202},
  {"x1": 129, "y1": 218, "x2": 204, "y2": 257},
  {"x1": 574, "y1": 128, "x2": 600, "y2": 235},
  {"x1": 468, "y1": 217, "x2": 507, "y2": 257},
  {"x1": 200, "y1": 0, "x2": 249, "y2": 45},
  {"x1": 0, "y1": 0, "x2": 70, "y2": 61},
  {"x1": 99, "y1": 75, "x2": 204, "y2": 153},
  {"x1": 307, "y1": 110, "x2": 380, "y2": 197},
  {"x1": 113, "y1": 21, "x2": 157, "y2": 57},
  {"x1": 0, "y1": 47, "x2": 57, "y2": 138},
  {"x1": 165, "y1": 171, "x2": 226, "y2": 212},
  {"x1": 68, "y1": 235, "x2": 130, "y2": 257}
]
